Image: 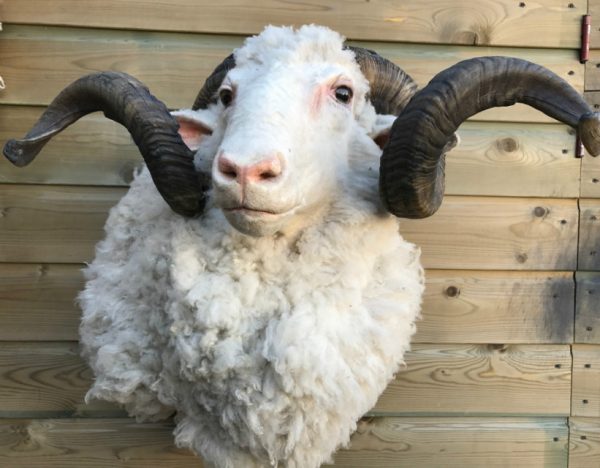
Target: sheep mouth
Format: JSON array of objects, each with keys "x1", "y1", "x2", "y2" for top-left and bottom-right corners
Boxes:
[{"x1": 225, "y1": 206, "x2": 282, "y2": 217}]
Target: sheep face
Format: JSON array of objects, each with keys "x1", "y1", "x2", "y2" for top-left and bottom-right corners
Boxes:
[{"x1": 174, "y1": 26, "x2": 381, "y2": 237}]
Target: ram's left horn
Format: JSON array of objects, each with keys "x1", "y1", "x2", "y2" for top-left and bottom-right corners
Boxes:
[
  {"x1": 3, "y1": 71, "x2": 208, "y2": 217},
  {"x1": 379, "y1": 56, "x2": 600, "y2": 219}
]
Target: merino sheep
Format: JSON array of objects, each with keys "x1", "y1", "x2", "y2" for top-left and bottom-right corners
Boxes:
[{"x1": 4, "y1": 25, "x2": 600, "y2": 468}]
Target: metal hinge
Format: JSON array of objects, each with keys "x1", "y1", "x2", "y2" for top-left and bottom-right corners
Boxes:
[{"x1": 581, "y1": 14, "x2": 591, "y2": 64}]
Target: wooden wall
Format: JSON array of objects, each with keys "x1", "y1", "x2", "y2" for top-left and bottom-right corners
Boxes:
[{"x1": 0, "y1": 1, "x2": 599, "y2": 466}]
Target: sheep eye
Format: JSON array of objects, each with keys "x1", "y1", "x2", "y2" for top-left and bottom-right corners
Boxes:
[
  {"x1": 334, "y1": 86, "x2": 353, "y2": 104},
  {"x1": 219, "y1": 88, "x2": 234, "y2": 107}
]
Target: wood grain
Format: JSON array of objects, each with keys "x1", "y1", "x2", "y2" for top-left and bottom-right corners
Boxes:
[
  {"x1": 0, "y1": 342, "x2": 571, "y2": 418},
  {"x1": 0, "y1": 418, "x2": 199, "y2": 467},
  {"x1": 375, "y1": 344, "x2": 571, "y2": 416},
  {"x1": 575, "y1": 272, "x2": 600, "y2": 344},
  {"x1": 401, "y1": 196, "x2": 578, "y2": 270},
  {"x1": 0, "y1": 185, "x2": 579, "y2": 269},
  {"x1": 0, "y1": 25, "x2": 583, "y2": 123},
  {"x1": 569, "y1": 418, "x2": 600, "y2": 468},
  {"x1": 0, "y1": 108, "x2": 580, "y2": 198},
  {"x1": 0, "y1": 265, "x2": 574, "y2": 344},
  {"x1": 0, "y1": 184, "x2": 125, "y2": 264},
  {"x1": 0, "y1": 417, "x2": 568, "y2": 468},
  {"x1": 331, "y1": 417, "x2": 568, "y2": 467},
  {"x1": 586, "y1": 50, "x2": 600, "y2": 91},
  {"x1": 581, "y1": 92, "x2": 600, "y2": 197},
  {"x1": 578, "y1": 199, "x2": 600, "y2": 270},
  {"x1": 0, "y1": 342, "x2": 124, "y2": 418},
  {"x1": 0, "y1": 0, "x2": 584, "y2": 48},
  {"x1": 572, "y1": 345, "x2": 600, "y2": 418},
  {"x1": 0, "y1": 264, "x2": 82, "y2": 341},
  {"x1": 419, "y1": 270, "x2": 574, "y2": 344}
]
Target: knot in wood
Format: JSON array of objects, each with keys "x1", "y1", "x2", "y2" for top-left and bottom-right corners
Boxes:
[
  {"x1": 533, "y1": 206, "x2": 547, "y2": 217},
  {"x1": 496, "y1": 137, "x2": 518, "y2": 153},
  {"x1": 445, "y1": 285, "x2": 460, "y2": 298}
]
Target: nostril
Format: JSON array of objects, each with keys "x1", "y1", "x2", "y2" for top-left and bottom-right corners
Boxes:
[
  {"x1": 248, "y1": 154, "x2": 283, "y2": 183},
  {"x1": 217, "y1": 155, "x2": 238, "y2": 180}
]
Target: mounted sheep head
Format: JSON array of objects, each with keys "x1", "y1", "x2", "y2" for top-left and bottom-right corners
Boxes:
[{"x1": 4, "y1": 26, "x2": 600, "y2": 235}]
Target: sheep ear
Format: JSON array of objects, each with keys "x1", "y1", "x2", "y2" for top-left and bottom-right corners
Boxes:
[
  {"x1": 369, "y1": 114, "x2": 395, "y2": 150},
  {"x1": 171, "y1": 109, "x2": 214, "y2": 151},
  {"x1": 369, "y1": 114, "x2": 460, "y2": 152}
]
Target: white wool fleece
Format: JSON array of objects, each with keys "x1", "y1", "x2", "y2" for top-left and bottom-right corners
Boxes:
[
  {"x1": 79, "y1": 24, "x2": 424, "y2": 468},
  {"x1": 80, "y1": 164, "x2": 423, "y2": 468}
]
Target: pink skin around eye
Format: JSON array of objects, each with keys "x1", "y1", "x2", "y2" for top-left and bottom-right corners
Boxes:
[{"x1": 309, "y1": 77, "x2": 353, "y2": 117}]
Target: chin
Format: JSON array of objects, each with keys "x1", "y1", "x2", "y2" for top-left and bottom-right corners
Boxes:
[{"x1": 223, "y1": 209, "x2": 290, "y2": 237}]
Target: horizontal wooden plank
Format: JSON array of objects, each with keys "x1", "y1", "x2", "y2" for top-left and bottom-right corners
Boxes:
[
  {"x1": 375, "y1": 344, "x2": 571, "y2": 416},
  {"x1": 0, "y1": 264, "x2": 82, "y2": 341},
  {"x1": 0, "y1": 185, "x2": 125, "y2": 264},
  {"x1": 0, "y1": 417, "x2": 568, "y2": 468},
  {"x1": 575, "y1": 272, "x2": 600, "y2": 343},
  {"x1": 569, "y1": 418, "x2": 600, "y2": 468},
  {"x1": 0, "y1": 25, "x2": 584, "y2": 123},
  {"x1": 0, "y1": 0, "x2": 585, "y2": 48},
  {"x1": 332, "y1": 417, "x2": 568, "y2": 467},
  {"x1": 0, "y1": 185, "x2": 579, "y2": 269},
  {"x1": 419, "y1": 270, "x2": 574, "y2": 344},
  {"x1": 0, "y1": 418, "x2": 198, "y2": 467},
  {"x1": 0, "y1": 108, "x2": 580, "y2": 197},
  {"x1": 0, "y1": 342, "x2": 124, "y2": 418},
  {"x1": 446, "y1": 123, "x2": 579, "y2": 197},
  {"x1": 0, "y1": 265, "x2": 573, "y2": 343},
  {"x1": 572, "y1": 345, "x2": 600, "y2": 418},
  {"x1": 401, "y1": 196, "x2": 578, "y2": 270},
  {"x1": 0, "y1": 342, "x2": 571, "y2": 417},
  {"x1": 578, "y1": 199, "x2": 600, "y2": 270}
]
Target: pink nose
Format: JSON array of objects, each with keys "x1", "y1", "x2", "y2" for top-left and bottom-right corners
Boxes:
[{"x1": 217, "y1": 153, "x2": 283, "y2": 185}]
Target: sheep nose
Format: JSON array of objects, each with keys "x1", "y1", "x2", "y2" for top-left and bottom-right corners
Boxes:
[{"x1": 217, "y1": 153, "x2": 283, "y2": 184}]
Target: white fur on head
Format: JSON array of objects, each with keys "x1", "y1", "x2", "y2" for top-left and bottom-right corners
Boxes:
[{"x1": 172, "y1": 25, "x2": 395, "y2": 237}]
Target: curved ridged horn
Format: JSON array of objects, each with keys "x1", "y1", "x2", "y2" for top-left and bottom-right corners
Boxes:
[
  {"x1": 380, "y1": 56, "x2": 600, "y2": 219},
  {"x1": 347, "y1": 46, "x2": 417, "y2": 116},
  {"x1": 193, "y1": 54, "x2": 236, "y2": 110},
  {"x1": 3, "y1": 72, "x2": 209, "y2": 217}
]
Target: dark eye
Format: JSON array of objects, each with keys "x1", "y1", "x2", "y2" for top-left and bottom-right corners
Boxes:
[
  {"x1": 219, "y1": 88, "x2": 233, "y2": 107},
  {"x1": 334, "y1": 85, "x2": 353, "y2": 104}
]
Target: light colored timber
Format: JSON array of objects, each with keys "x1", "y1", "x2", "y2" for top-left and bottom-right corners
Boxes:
[
  {"x1": 0, "y1": 0, "x2": 584, "y2": 48},
  {"x1": 0, "y1": 417, "x2": 568, "y2": 467},
  {"x1": 0, "y1": 107, "x2": 581, "y2": 198},
  {"x1": 374, "y1": 344, "x2": 571, "y2": 416},
  {"x1": 401, "y1": 196, "x2": 578, "y2": 270},
  {"x1": 0, "y1": 418, "x2": 200, "y2": 467},
  {"x1": 0, "y1": 184, "x2": 125, "y2": 264},
  {"x1": 418, "y1": 270, "x2": 574, "y2": 344},
  {"x1": 571, "y1": 345, "x2": 600, "y2": 418},
  {"x1": 0, "y1": 264, "x2": 82, "y2": 341},
  {"x1": 575, "y1": 272, "x2": 600, "y2": 344},
  {"x1": 0, "y1": 25, "x2": 583, "y2": 123},
  {"x1": 0, "y1": 185, "x2": 579, "y2": 269},
  {"x1": 0, "y1": 342, "x2": 124, "y2": 418},
  {"x1": 569, "y1": 418, "x2": 600, "y2": 468},
  {"x1": 581, "y1": 92, "x2": 600, "y2": 198},
  {"x1": 0, "y1": 342, "x2": 571, "y2": 418},
  {"x1": 331, "y1": 417, "x2": 568, "y2": 467},
  {"x1": 0, "y1": 264, "x2": 574, "y2": 344},
  {"x1": 587, "y1": 50, "x2": 600, "y2": 91},
  {"x1": 578, "y1": 199, "x2": 600, "y2": 271}
]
